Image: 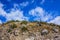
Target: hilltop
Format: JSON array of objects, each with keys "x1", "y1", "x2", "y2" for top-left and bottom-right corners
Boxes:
[{"x1": 0, "y1": 20, "x2": 60, "y2": 40}]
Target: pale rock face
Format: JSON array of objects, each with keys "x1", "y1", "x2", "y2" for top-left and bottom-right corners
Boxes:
[
  {"x1": 46, "y1": 39, "x2": 50, "y2": 40},
  {"x1": 42, "y1": 29, "x2": 48, "y2": 33},
  {"x1": 52, "y1": 28, "x2": 59, "y2": 33},
  {"x1": 25, "y1": 38, "x2": 32, "y2": 40},
  {"x1": 25, "y1": 37, "x2": 35, "y2": 40},
  {"x1": 41, "y1": 29, "x2": 48, "y2": 35},
  {"x1": 14, "y1": 29, "x2": 20, "y2": 36}
]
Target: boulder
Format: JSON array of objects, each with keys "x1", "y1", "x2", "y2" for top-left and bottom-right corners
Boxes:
[
  {"x1": 52, "y1": 28, "x2": 59, "y2": 33},
  {"x1": 41, "y1": 29, "x2": 49, "y2": 35}
]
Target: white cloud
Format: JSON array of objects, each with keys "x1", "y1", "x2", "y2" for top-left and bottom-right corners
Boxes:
[
  {"x1": 0, "y1": 3, "x2": 29, "y2": 23},
  {"x1": 29, "y1": 7, "x2": 60, "y2": 25},
  {"x1": 49, "y1": 16, "x2": 60, "y2": 25},
  {"x1": 13, "y1": 1, "x2": 29, "y2": 10},
  {"x1": 14, "y1": 4, "x2": 19, "y2": 9},
  {"x1": 0, "y1": 3, "x2": 4, "y2": 7},
  {"x1": 20, "y1": 1, "x2": 29, "y2": 7},
  {"x1": 40, "y1": 0, "x2": 45, "y2": 4},
  {"x1": 0, "y1": 3, "x2": 7, "y2": 17},
  {"x1": 29, "y1": 7, "x2": 52, "y2": 21},
  {"x1": 29, "y1": 7, "x2": 45, "y2": 17},
  {"x1": 6, "y1": 9, "x2": 28, "y2": 21},
  {"x1": 0, "y1": 20, "x2": 2, "y2": 24}
]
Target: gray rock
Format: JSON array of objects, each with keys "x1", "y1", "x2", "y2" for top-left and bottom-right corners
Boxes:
[
  {"x1": 52, "y1": 28, "x2": 59, "y2": 33},
  {"x1": 13, "y1": 29, "x2": 20, "y2": 36},
  {"x1": 41, "y1": 29, "x2": 49, "y2": 35},
  {"x1": 25, "y1": 36, "x2": 35, "y2": 40}
]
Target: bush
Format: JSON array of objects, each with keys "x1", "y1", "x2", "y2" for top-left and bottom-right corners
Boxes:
[
  {"x1": 21, "y1": 26, "x2": 28, "y2": 32},
  {"x1": 49, "y1": 23, "x2": 56, "y2": 26},
  {"x1": 21, "y1": 21, "x2": 28, "y2": 25},
  {"x1": 40, "y1": 21, "x2": 47, "y2": 24},
  {"x1": 15, "y1": 20, "x2": 20, "y2": 22},
  {"x1": 10, "y1": 24, "x2": 17, "y2": 29},
  {"x1": 5, "y1": 20, "x2": 15, "y2": 24},
  {"x1": 8, "y1": 29, "x2": 12, "y2": 33}
]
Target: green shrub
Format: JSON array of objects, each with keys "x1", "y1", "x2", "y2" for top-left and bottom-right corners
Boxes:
[
  {"x1": 49, "y1": 23, "x2": 56, "y2": 26},
  {"x1": 21, "y1": 26, "x2": 28, "y2": 32},
  {"x1": 8, "y1": 29, "x2": 12, "y2": 33},
  {"x1": 10, "y1": 24, "x2": 17, "y2": 29},
  {"x1": 21, "y1": 21, "x2": 28, "y2": 25},
  {"x1": 5, "y1": 20, "x2": 15, "y2": 24},
  {"x1": 15, "y1": 20, "x2": 20, "y2": 22},
  {"x1": 40, "y1": 21, "x2": 47, "y2": 24}
]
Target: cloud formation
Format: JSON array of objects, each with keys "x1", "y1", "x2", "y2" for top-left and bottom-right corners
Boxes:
[
  {"x1": 49, "y1": 16, "x2": 60, "y2": 25},
  {"x1": 6, "y1": 10, "x2": 28, "y2": 21},
  {"x1": 0, "y1": 3, "x2": 29, "y2": 24},
  {"x1": 40, "y1": 0, "x2": 45, "y2": 4},
  {"x1": 29, "y1": 6, "x2": 60, "y2": 25},
  {"x1": 20, "y1": 1, "x2": 29, "y2": 7},
  {"x1": 0, "y1": 20, "x2": 2, "y2": 24},
  {"x1": 29, "y1": 7, "x2": 53, "y2": 21}
]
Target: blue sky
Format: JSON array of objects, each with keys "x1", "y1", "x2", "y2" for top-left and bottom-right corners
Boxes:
[{"x1": 0, "y1": 0, "x2": 60, "y2": 25}]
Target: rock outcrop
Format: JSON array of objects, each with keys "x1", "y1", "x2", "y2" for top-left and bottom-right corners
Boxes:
[{"x1": 0, "y1": 21, "x2": 60, "y2": 40}]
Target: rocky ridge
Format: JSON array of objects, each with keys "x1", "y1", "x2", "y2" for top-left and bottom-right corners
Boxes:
[{"x1": 0, "y1": 20, "x2": 60, "y2": 40}]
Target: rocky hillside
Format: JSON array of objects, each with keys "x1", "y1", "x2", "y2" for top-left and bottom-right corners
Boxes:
[{"x1": 0, "y1": 20, "x2": 60, "y2": 40}]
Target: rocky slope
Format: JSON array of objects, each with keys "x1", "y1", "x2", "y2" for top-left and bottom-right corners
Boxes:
[{"x1": 0, "y1": 20, "x2": 60, "y2": 40}]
